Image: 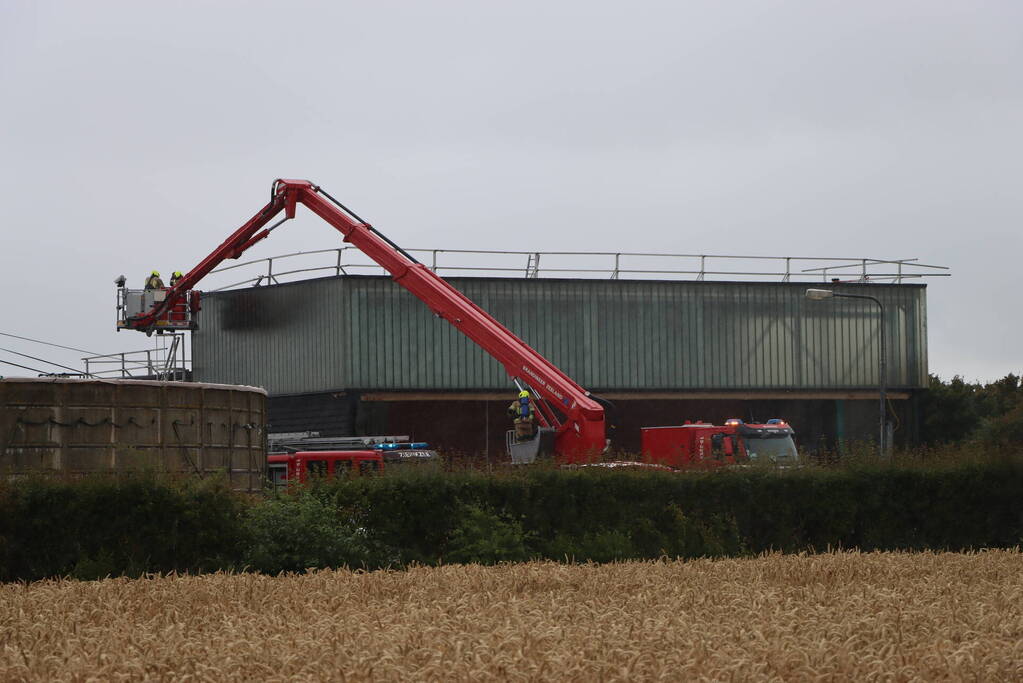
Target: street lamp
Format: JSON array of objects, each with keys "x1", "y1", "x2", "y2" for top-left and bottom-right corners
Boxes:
[{"x1": 805, "y1": 288, "x2": 888, "y2": 456}]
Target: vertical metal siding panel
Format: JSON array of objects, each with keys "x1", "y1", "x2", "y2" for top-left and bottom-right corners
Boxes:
[
  {"x1": 676, "y1": 285, "x2": 686, "y2": 387},
  {"x1": 703, "y1": 285, "x2": 713, "y2": 387},
  {"x1": 632, "y1": 282, "x2": 643, "y2": 387},
  {"x1": 768, "y1": 287, "x2": 779, "y2": 387},
  {"x1": 835, "y1": 298, "x2": 847, "y2": 387},
  {"x1": 693, "y1": 285, "x2": 704, "y2": 388},
  {"x1": 660, "y1": 283, "x2": 670, "y2": 388},
  {"x1": 704, "y1": 285, "x2": 713, "y2": 387},
  {"x1": 350, "y1": 282, "x2": 362, "y2": 388},
  {"x1": 641, "y1": 282, "x2": 650, "y2": 387},
  {"x1": 769, "y1": 287, "x2": 778, "y2": 387},
  {"x1": 636, "y1": 282, "x2": 647, "y2": 387},
  {"x1": 841, "y1": 300, "x2": 853, "y2": 387},
  {"x1": 364, "y1": 280, "x2": 378, "y2": 388},
  {"x1": 789, "y1": 287, "x2": 800, "y2": 386},
  {"x1": 589, "y1": 283, "x2": 600, "y2": 388},
  {"x1": 786, "y1": 287, "x2": 797, "y2": 387},
  {"x1": 658, "y1": 282, "x2": 669, "y2": 388},
  {"x1": 686, "y1": 283, "x2": 694, "y2": 387},
  {"x1": 593, "y1": 283, "x2": 607, "y2": 388},
  {"x1": 709, "y1": 285, "x2": 721, "y2": 388},
  {"x1": 749, "y1": 286, "x2": 759, "y2": 388},
  {"x1": 649, "y1": 282, "x2": 660, "y2": 387},
  {"x1": 605, "y1": 283, "x2": 617, "y2": 388},
  {"x1": 696, "y1": 285, "x2": 705, "y2": 388},
  {"x1": 750, "y1": 285, "x2": 760, "y2": 388},
  {"x1": 685, "y1": 284, "x2": 695, "y2": 387},
  {"x1": 622, "y1": 282, "x2": 631, "y2": 388},
  {"x1": 720, "y1": 285, "x2": 731, "y2": 388},
  {"x1": 540, "y1": 281, "x2": 553, "y2": 381},
  {"x1": 387, "y1": 280, "x2": 397, "y2": 389},
  {"x1": 771, "y1": 287, "x2": 781, "y2": 387},
  {"x1": 718, "y1": 285, "x2": 731, "y2": 389},
  {"x1": 724, "y1": 286, "x2": 733, "y2": 391},
  {"x1": 642, "y1": 282, "x2": 653, "y2": 387},
  {"x1": 609, "y1": 282, "x2": 619, "y2": 388},
  {"x1": 667, "y1": 283, "x2": 677, "y2": 388},
  {"x1": 919, "y1": 287, "x2": 928, "y2": 386},
  {"x1": 840, "y1": 299, "x2": 850, "y2": 387},
  {"x1": 661, "y1": 283, "x2": 672, "y2": 388},
  {"x1": 736, "y1": 286, "x2": 746, "y2": 388},
  {"x1": 764, "y1": 286, "x2": 772, "y2": 386},
  {"x1": 786, "y1": 287, "x2": 795, "y2": 386},
  {"x1": 814, "y1": 293, "x2": 826, "y2": 389},
  {"x1": 808, "y1": 294, "x2": 818, "y2": 388}
]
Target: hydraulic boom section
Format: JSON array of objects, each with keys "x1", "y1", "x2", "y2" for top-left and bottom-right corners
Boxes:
[{"x1": 122, "y1": 179, "x2": 606, "y2": 460}]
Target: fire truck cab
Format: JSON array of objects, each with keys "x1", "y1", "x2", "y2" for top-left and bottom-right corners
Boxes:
[
  {"x1": 267, "y1": 450, "x2": 383, "y2": 492},
  {"x1": 641, "y1": 419, "x2": 798, "y2": 468}
]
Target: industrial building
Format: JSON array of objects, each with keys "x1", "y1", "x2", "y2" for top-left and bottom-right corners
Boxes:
[{"x1": 190, "y1": 269, "x2": 929, "y2": 457}]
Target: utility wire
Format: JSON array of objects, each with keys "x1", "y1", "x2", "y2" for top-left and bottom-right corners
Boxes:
[
  {"x1": 0, "y1": 331, "x2": 99, "y2": 356},
  {"x1": 0, "y1": 358, "x2": 50, "y2": 374},
  {"x1": 0, "y1": 347, "x2": 90, "y2": 375}
]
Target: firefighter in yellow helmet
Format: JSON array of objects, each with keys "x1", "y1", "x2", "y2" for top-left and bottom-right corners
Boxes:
[
  {"x1": 169, "y1": 271, "x2": 184, "y2": 287},
  {"x1": 144, "y1": 270, "x2": 164, "y2": 289},
  {"x1": 507, "y1": 390, "x2": 537, "y2": 442}
]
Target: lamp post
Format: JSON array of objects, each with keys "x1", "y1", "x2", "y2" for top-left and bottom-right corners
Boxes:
[{"x1": 805, "y1": 288, "x2": 887, "y2": 456}]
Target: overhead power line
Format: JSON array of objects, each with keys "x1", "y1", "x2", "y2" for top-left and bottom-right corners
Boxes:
[
  {"x1": 0, "y1": 331, "x2": 99, "y2": 356},
  {"x1": 0, "y1": 358, "x2": 50, "y2": 374},
  {"x1": 0, "y1": 347, "x2": 89, "y2": 375}
]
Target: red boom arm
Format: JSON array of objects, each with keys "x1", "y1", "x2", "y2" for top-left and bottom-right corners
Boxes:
[{"x1": 127, "y1": 179, "x2": 606, "y2": 460}]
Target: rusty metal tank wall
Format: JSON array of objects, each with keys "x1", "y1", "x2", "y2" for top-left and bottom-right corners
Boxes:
[{"x1": 0, "y1": 378, "x2": 267, "y2": 492}]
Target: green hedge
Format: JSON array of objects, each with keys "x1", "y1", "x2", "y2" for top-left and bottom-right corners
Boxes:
[
  {"x1": 2, "y1": 460, "x2": 1022, "y2": 581},
  {"x1": 325, "y1": 461, "x2": 1023, "y2": 564},
  {"x1": 0, "y1": 475, "x2": 247, "y2": 582}
]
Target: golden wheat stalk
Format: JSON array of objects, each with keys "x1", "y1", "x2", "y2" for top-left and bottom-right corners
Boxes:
[{"x1": 2, "y1": 551, "x2": 1022, "y2": 681}]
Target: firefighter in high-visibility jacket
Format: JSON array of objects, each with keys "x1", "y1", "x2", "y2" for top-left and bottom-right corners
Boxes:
[
  {"x1": 507, "y1": 390, "x2": 537, "y2": 442},
  {"x1": 144, "y1": 270, "x2": 164, "y2": 289},
  {"x1": 144, "y1": 269, "x2": 163, "y2": 288}
]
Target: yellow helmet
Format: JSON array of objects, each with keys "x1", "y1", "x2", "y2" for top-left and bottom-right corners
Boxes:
[
  {"x1": 518, "y1": 390, "x2": 530, "y2": 399},
  {"x1": 151, "y1": 270, "x2": 160, "y2": 276},
  {"x1": 173, "y1": 271, "x2": 183, "y2": 278}
]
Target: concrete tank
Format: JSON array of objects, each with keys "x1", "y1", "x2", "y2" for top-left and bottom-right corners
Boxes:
[{"x1": 0, "y1": 378, "x2": 267, "y2": 492}]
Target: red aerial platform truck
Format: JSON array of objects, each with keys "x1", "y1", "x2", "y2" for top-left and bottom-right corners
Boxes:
[{"x1": 117, "y1": 179, "x2": 797, "y2": 468}]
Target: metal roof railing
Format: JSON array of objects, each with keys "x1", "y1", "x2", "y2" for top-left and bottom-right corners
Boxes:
[
  {"x1": 205, "y1": 247, "x2": 949, "y2": 292},
  {"x1": 82, "y1": 333, "x2": 189, "y2": 380}
]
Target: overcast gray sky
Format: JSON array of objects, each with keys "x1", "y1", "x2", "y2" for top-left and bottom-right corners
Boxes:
[{"x1": 1, "y1": 1, "x2": 1020, "y2": 383}]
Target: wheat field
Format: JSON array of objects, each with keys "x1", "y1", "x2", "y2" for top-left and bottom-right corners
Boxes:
[{"x1": 2, "y1": 551, "x2": 1021, "y2": 681}]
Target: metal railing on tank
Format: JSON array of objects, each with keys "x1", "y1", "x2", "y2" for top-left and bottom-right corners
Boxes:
[
  {"x1": 82, "y1": 333, "x2": 190, "y2": 381},
  {"x1": 204, "y1": 247, "x2": 949, "y2": 292}
]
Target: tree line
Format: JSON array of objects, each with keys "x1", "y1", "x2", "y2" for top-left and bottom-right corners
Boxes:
[{"x1": 921, "y1": 373, "x2": 1023, "y2": 446}]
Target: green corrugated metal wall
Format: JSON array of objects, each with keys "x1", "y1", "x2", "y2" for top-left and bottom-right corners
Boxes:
[{"x1": 192, "y1": 275, "x2": 927, "y2": 395}]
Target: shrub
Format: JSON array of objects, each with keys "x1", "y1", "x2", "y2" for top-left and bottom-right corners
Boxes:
[
  {"x1": 444, "y1": 504, "x2": 532, "y2": 564},
  {"x1": 242, "y1": 491, "x2": 379, "y2": 574}
]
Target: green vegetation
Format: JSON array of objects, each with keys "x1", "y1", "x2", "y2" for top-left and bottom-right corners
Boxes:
[
  {"x1": 922, "y1": 373, "x2": 1023, "y2": 446},
  {"x1": 0, "y1": 474, "x2": 246, "y2": 582},
  {"x1": 2, "y1": 454, "x2": 1022, "y2": 582}
]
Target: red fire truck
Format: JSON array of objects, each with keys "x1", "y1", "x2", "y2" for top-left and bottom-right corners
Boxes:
[
  {"x1": 267, "y1": 451, "x2": 384, "y2": 492},
  {"x1": 117, "y1": 178, "x2": 798, "y2": 469},
  {"x1": 641, "y1": 419, "x2": 797, "y2": 467}
]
